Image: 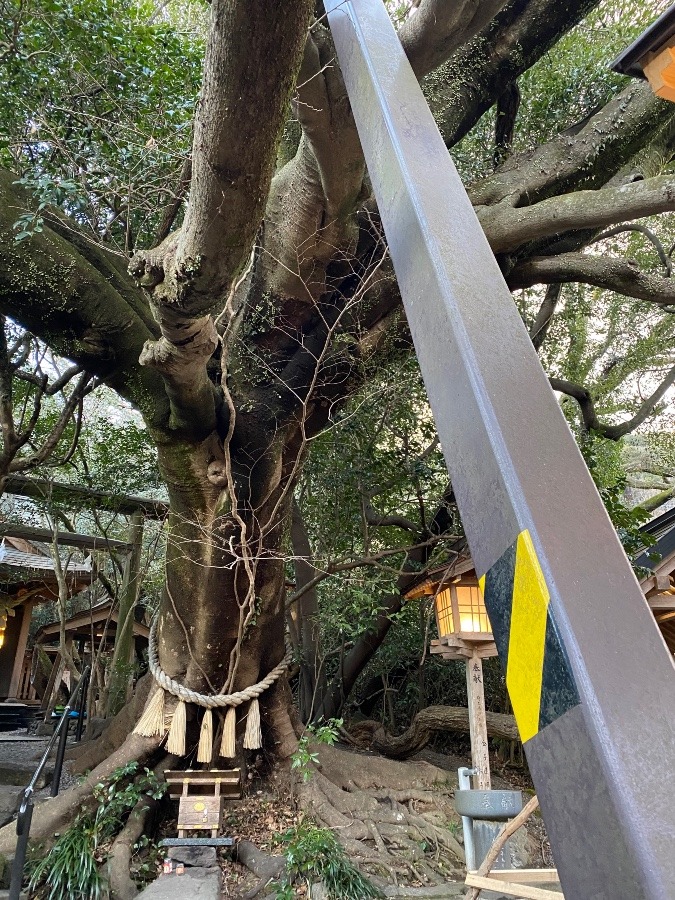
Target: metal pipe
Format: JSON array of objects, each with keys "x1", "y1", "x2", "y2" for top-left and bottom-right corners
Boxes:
[
  {"x1": 7, "y1": 666, "x2": 90, "y2": 899},
  {"x1": 74, "y1": 669, "x2": 88, "y2": 743},
  {"x1": 457, "y1": 767, "x2": 477, "y2": 871},
  {"x1": 51, "y1": 707, "x2": 69, "y2": 797},
  {"x1": 8, "y1": 799, "x2": 33, "y2": 900}
]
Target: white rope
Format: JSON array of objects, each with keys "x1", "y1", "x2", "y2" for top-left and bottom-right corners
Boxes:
[{"x1": 147, "y1": 617, "x2": 292, "y2": 709}]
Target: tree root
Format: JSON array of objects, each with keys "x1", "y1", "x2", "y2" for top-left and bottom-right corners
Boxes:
[
  {"x1": 0, "y1": 732, "x2": 161, "y2": 857},
  {"x1": 237, "y1": 839, "x2": 286, "y2": 899},
  {"x1": 347, "y1": 706, "x2": 518, "y2": 760},
  {"x1": 108, "y1": 795, "x2": 157, "y2": 900},
  {"x1": 296, "y1": 745, "x2": 467, "y2": 889}
]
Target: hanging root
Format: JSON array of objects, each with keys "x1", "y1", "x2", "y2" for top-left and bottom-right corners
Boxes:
[{"x1": 296, "y1": 745, "x2": 466, "y2": 888}]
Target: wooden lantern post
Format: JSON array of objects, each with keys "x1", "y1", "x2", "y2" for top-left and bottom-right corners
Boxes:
[{"x1": 425, "y1": 568, "x2": 498, "y2": 789}]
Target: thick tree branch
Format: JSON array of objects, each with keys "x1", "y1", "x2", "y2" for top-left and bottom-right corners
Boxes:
[
  {"x1": 429, "y1": 0, "x2": 602, "y2": 149},
  {"x1": 510, "y1": 253, "x2": 675, "y2": 308},
  {"x1": 131, "y1": 0, "x2": 314, "y2": 312},
  {"x1": 0, "y1": 171, "x2": 168, "y2": 428},
  {"x1": 551, "y1": 364, "x2": 675, "y2": 439},
  {"x1": 258, "y1": 25, "x2": 364, "y2": 304},
  {"x1": 639, "y1": 486, "x2": 675, "y2": 513},
  {"x1": 470, "y1": 81, "x2": 674, "y2": 207},
  {"x1": 399, "y1": 0, "x2": 508, "y2": 78},
  {"x1": 481, "y1": 175, "x2": 675, "y2": 254},
  {"x1": 363, "y1": 502, "x2": 419, "y2": 533}
]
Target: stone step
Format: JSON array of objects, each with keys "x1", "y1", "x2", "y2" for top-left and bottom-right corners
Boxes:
[{"x1": 136, "y1": 867, "x2": 220, "y2": 900}]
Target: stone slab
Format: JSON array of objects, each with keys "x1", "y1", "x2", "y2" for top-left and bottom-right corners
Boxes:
[
  {"x1": 0, "y1": 762, "x2": 51, "y2": 789},
  {"x1": 167, "y1": 846, "x2": 217, "y2": 868},
  {"x1": 161, "y1": 837, "x2": 233, "y2": 846},
  {"x1": 137, "y1": 867, "x2": 220, "y2": 900}
]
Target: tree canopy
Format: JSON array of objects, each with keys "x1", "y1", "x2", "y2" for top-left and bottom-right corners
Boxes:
[{"x1": 1, "y1": 0, "x2": 675, "y2": 873}]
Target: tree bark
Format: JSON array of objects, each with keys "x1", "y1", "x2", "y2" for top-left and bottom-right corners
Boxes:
[
  {"x1": 355, "y1": 705, "x2": 519, "y2": 760},
  {"x1": 106, "y1": 511, "x2": 144, "y2": 718}
]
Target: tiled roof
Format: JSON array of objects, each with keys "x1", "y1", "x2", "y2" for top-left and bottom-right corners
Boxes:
[{"x1": 0, "y1": 540, "x2": 91, "y2": 576}]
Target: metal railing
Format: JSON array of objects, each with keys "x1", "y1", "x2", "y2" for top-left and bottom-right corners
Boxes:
[{"x1": 8, "y1": 666, "x2": 90, "y2": 900}]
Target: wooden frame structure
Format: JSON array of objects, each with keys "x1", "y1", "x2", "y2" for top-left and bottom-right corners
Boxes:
[
  {"x1": 465, "y1": 795, "x2": 563, "y2": 898},
  {"x1": 165, "y1": 769, "x2": 242, "y2": 839}
]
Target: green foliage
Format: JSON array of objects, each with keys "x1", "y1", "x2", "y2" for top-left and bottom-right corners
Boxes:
[
  {"x1": 28, "y1": 762, "x2": 166, "y2": 900},
  {"x1": 290, "y1": 719, "x2": 342, "y2": 783},
  {"x1": 580, "y1": 433, "x2": 654, "y2": 560},
  {"x1": 0, "y1": 0, "x2": 204, "y2": 249},
  {"x1": 273, "y1": 821, "x2": 384, "y2": 900}
]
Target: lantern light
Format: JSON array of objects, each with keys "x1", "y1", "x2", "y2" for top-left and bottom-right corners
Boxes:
[
  {"x1": 407, "y1": 567, "x2": 498, "y2": 790},
  {"x1": 611, "y1": 4, "x2": 675, "y2": 103},
  {"x1": 435, "y1": 577, "x2": 492, "y2": 638}
]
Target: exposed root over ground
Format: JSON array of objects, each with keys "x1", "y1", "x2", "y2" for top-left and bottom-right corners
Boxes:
[
  {"x1": 299, "y1": 744, "x2": 466, "y2": 888},
  {"x1": 2, "y1": 721, "x2": 534, "y2": 898},
  {"x1": 0, "y1": 731, "x2": 161, "y2": 857},
  {"x1": 347, "y1": 707, "x2": 518, "y2": 760}
]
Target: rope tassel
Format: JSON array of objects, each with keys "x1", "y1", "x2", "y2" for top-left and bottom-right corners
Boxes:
[
  {"x1": 133, "y1": 687, "x2": 166, "y2": 738},
  {"x1": 197, "y1": 708, "x2": 213, "y2": 763},
  {"x1": 167, "y1": 700, "x2": 187, "y2": 756},
  {"x1": 243, "y1": 697, "x2": 262, "y2": 750},
  {"x1": 220, "y1": 707, "x2": 236, "y2": 758}
]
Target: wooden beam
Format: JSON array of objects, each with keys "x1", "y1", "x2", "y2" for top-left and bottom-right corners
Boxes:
[
  {"x1": 35, "y1": 606, "x2": 149, "y2": 641},
  {"x1": 0, "y1": 523, "x2": 131, "y2": 553},
  {"x1": 487, "y1": 870, "x2": 559, "y2": 884},
  {"x1": 648, "y1": 594, "x2": 675, "y2": 610},
  {"x1": 466, "y1": 650, "x2": 491, "y2": 789},
  {"x1": 7, "y1": 600, "x2": 34, "y2": 699},
  {"x1": 656, "y1": 610, "x2": 675, "y2": 623},
  {"x1": 465, "y1": 874, "x2": 563, "y2": 898},
  {"x1": 2, "y1": 475, "x2": 167, "y2": 519}
]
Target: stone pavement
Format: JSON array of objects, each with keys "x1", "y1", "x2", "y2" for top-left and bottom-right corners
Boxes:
[
  {"x1": 138, "y1": 847, "x2": 220, "y2": 900},
  {"x1": 136, "y1": 867, "x2": 220, "y2": 900}
]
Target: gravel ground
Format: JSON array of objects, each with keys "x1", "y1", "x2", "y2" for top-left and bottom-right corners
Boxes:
[{"x1": 0, "y1": 729, "x2": 78, "y2": 796}]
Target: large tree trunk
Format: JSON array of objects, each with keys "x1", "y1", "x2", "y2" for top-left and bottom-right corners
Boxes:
[{"x1": 149, "y1": 432, "x2": 301, "y2": 755}]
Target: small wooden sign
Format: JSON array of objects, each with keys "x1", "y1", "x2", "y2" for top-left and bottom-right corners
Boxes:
[
  {"x1": 165, "y1": 769, "x2": 242, "y2": 839},
  {"x1": 178, "y1": 796, "x2": 221, "y2": 832}
]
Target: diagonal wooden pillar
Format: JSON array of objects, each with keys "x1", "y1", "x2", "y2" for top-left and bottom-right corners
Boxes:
[{"x1": 323, "y1": 1, "x2": 675, "y2": 896}]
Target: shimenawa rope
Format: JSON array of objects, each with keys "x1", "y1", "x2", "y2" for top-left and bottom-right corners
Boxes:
[
  {"x1": 146, "y1": 616, "x2": 293, "y2": 708},
  {"x1": 134, "y1": 616, "x2": 292, "y2": 757}
]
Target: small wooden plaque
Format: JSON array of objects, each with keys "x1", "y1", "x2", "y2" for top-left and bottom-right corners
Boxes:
[{"x1": 178, "y1": 796, "x2": 221, "y2": 831}]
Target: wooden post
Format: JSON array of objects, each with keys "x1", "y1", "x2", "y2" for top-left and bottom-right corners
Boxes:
[
  {"x1": 466, "y1": 650, "x2": 491, "y2": 789},
  {"x1": 44, "y1": 636, "x2": 73, "y2": 718},
  {"x1": 106, "y1": 511, "x2": 144, "y2": 717},
  {"x1": 7, "y1": 600, "x2": 34, "y2": 700}
]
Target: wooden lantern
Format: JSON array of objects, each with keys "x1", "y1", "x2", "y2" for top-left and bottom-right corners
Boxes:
[
  {"x1": 430, "y1": 573, "x2": 497, "y2": 662},
  {"x1": 407, "y1": 562, "x2": 498, "y2": 788},
  {"x1": 611, "y1": 4, "x2": 675, "y2": 103}
]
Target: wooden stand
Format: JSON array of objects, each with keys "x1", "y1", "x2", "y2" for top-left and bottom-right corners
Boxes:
[
  {"x1": 165, "y1": 769, "x2": 242, "y2": 839},
  {"x1": 466, "y1": 650, "x2": 491, "y2": 789},
  {"x1": 464, "y1": 794, "x2": 562, "y2": 899}
]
